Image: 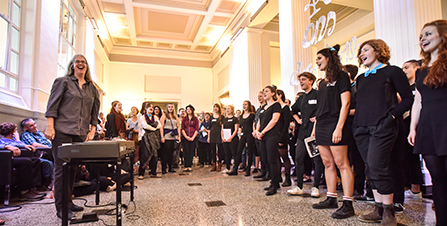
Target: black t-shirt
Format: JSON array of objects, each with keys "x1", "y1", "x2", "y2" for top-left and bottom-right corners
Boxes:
[
  {"x1": 259, "y1": 102, "x2": 281, "y2": 138},
  {"x1": 354, "y1": 65, "x2": 413, "y2": 126},
  {"x1": 316, "y1": 71, "x2": 351, "y2": 119},
  {"x1": 209, "y1": 115, "x2": 224, "y2": 143},
  {"x1": 239, "y1": 113, "x2": 255, "y2": 135},
  {"x1": 222, "y1": 116, "x2": 239, "y2": 134},
  {"x1": 291, "y1": 89, "x2": 318, "y2": 140},
  {"x1": 278, "y1": 105, "x2": 292, "y2": 144}
]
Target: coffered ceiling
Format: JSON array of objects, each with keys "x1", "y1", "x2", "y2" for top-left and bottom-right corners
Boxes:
[
  {"x1": 80, "y1": 0, "x2": 373, "y2": 67},
  {"x1": 82, "y1": 0, "x2": 256, "y2": 66}
]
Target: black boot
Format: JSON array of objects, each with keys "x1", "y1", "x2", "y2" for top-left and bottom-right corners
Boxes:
[
  {"x1": 381, "y1": 204, "x2": 396, "y2": 226},
  {"x1": 282, "y1": 174, "x2": 291, "y2": 187},
  {"x1": 332, "y1": 200, "x2": 355, "y2": 219},
  {"x1": 244, "y1": 168, "x2": 251, "y2": 177},
  {"x1": 227, "y1": 167, "x2": 238, "y2": 175},
  {"x1": 359, "y1": 202, "x2": 383, "y2": 223},
  {"x1": 253, "y1": 170, "x2": 266, "y2": 178},
  {"x1": 265, "y1": 184, "x2": 277, "y2": 196},
  {"x1": 312, "y1": 196, "x2": 338, "y2": 209}
]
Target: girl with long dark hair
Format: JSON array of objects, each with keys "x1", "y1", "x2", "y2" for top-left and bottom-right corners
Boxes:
[
  {"x1": 276, "y1": 89, "x2": 292, "y2": 186},
  {"x1": 208, "y1": 103, "x2": 225, "y2": 171},
  {"x1": 311, "y1": 45, "x2": 354, "y2": 219},
  {"x1": 105, "y1": 101, "x2": 126, "y2": 139},
  {"x1": 181, "y1": 104, "x2": 199, "y2": 172},
  {"x1": 221, "y1": 105, "x2": 239, "y2": 173},
  {"x1": 138, "y1": 102, "x2": 162, "y2": 179},
  {"x1": 228, "y1": 101, "x2": 255, "y2": 176},
  {"x1": 255, "y1": 85, "x2": 281, "y2": 196},
  {"x1": 408, "y1": 20, "x2": 447, "y2": 226}
]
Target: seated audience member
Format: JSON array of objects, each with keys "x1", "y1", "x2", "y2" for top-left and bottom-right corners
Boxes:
[
  {"x1": 1, "y1": 122, "x2": 53, "y2": 191},
  {"x1": 21, "y1": 118, "x2": 53, "y2": 162},
  {"x1": 21, "y1": 118, "x2": 52, "y2": 148},
  {"x1": 0, "y1": 124, "x2": 45, "y2": 201}
]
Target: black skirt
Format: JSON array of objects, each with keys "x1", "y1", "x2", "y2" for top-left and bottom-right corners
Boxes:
[{"x1": 315, "y1": 115, "x2": 349, "y2": 146}]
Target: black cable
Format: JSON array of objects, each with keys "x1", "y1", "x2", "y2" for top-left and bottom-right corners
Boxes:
[
  {"x1": 0, "y1": 206, "x2": 22, "y2": 213},
  {"x1": 73, "y1": 197, "x2": 114, "y2": 208},
  {"x1": 124, "y1": 201, "x2": 140, "y2": 221}
]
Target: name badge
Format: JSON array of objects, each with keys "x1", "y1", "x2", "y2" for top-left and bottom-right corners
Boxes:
[
  {"x1": 327, "y1": 81, "x2": 337, "y2": 86},
  {"x1": 228, "y1": 119, "x2": 233, "y2": 122},
  {"x1": 212, "y1": 119, "x2": 217, "y2": 122},
  {"x1": 308, "y1": 99, "x2": 317, "y2": 104},
  {"x1": 260, "y1": 110, "x2": 265, "y2": 113}
]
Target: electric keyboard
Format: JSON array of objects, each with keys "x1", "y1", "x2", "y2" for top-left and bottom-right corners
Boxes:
[{"x1": 58, "y1": 140, "x2": 135, "y2": 159}]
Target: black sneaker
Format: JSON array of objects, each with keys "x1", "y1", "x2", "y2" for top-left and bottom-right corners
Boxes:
[
  {"x1": 394, "y1": 203, "x2": 405, "y2": 213},
  {"x1": 266, "y1": 186, "x2": 277, "y2": 196},
  {"x1": 354, "y1": 195, "x2": 375, "y2": 203},
  {"x1": 332, "y1": 200, "x2": 355, "y2": 219},
  {"x1": 312, "y1": 197, "x2": 338, "y2": 209}
]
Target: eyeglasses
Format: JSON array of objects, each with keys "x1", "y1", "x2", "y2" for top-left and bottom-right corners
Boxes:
[{"x1": 74, "y1": 60, "x2": 86, "y2": 64}]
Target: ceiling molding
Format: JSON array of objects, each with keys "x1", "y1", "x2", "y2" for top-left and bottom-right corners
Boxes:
[{"x1": 109, "y1": 53, "x2": 213, "y2": 68}]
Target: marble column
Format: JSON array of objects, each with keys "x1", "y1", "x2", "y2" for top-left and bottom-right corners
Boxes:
[
  {"x1": 278, "y1": 0, "x2": 313, "y2": 99},
  {"x1": 247, "y1": 28, "x2": 264, "y2": 104},
  {"x1": 373, "y1": 0, "x2": 442, "y2": 65}
]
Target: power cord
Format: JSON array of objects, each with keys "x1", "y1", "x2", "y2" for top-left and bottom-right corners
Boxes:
[{"x1": 73, "y1": 197, "x2": 114, "y2": 208}]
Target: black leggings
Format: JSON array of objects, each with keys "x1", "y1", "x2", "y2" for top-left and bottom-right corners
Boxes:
[
  {"x1": 234, "y1": 134, "x2": 255, "y2": 170},
  {"x1": 161, "y1": 140, "x2": 175, "y2": 171},
  {"x1": 198, "y1": 142, "x2": 210, "y2": 164},
  {"x1": 423, "y1": 155, "x2": 447, "y2": 226},
  {"x1": 223, "y1": 138, "x2": 239, "y2": 170},
  {"x1": 210, "y1": 143, "x2": 224, "y2": 163},
  {"x1": 259, "y1": 135, "x2": 280, "y2": 187},
  {"x1": 182, "y1": 138, "x2": 197, "y2": 168},
  {"x1": 295, "y1": 139, "x2": 324, "y2": 189}
]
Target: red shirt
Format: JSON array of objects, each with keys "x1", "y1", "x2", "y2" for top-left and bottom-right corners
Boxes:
[{"x1": 181, "y1": 116, "x2": 199, "y2": 138}]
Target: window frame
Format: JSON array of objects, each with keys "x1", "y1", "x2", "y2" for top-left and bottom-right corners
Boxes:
[{"x1": 0, "y1": 0, "x2": 21, "y2": 93}]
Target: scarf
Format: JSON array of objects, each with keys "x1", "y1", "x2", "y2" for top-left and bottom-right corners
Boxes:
[{"x1": 113, "y1": 108, "x2": 126, "y2": 134}]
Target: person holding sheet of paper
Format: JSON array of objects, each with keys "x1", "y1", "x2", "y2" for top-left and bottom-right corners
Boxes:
[{"x1": 221, "y1": 105, "x2": 239, "y2": 173}]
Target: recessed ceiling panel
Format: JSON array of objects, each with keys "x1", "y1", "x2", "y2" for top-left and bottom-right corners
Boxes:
[
  {"x1": 216, "y1": 0, "x2": 239, "y2": 13},
  {"x1": 148, "y1": 11, "x2": 189, "y2": 34},
  {"x1": 102, "y1": 2, "x2": 126, "y2": 14},
  {"x1": 210, "y1": 16, "x2": 229, "y2": 26}
]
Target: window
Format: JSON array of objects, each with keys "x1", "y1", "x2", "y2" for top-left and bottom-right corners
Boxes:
[
  {"x1": 57, "y1": 0, "x2": 77, "y2": 77},
  {"x1": 0, "y1": 0, "x2": 21, "y2": 92}
]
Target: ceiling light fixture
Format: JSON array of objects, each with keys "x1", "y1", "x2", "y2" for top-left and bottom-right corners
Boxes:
[{"x1": 250, "y1": 0, "x2": 268, "y2": 22}]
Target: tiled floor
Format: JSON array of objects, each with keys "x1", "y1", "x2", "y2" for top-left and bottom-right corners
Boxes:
[{"x1": 1, "y1": 165, "x2": 436, "y2": 225}]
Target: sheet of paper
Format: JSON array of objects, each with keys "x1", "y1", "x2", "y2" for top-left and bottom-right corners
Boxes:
[{"x1": 223, "y1": 128, "x2": 232, "y2": 140}]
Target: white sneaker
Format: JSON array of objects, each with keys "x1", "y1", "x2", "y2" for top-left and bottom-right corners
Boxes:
[
  {"x1": 404, "y1": 190, "x2": 422, "y2": 199},
  {"x1": 311, "y1": 187, "x2": 320, "y2": 198},
  {"x1": 287, "y1": 187, "x2": 303, "y2": 196},
  {"x1": 221, "y1": 169, "x2": 229, "y2": 174},
  {"x1": 138, "y1": 175, "x2": 144, "y2": 180}
]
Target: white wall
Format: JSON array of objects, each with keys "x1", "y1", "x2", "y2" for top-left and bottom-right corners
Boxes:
[{"x1": 106, "y1": 62, "x2": 213, "y2": 114}]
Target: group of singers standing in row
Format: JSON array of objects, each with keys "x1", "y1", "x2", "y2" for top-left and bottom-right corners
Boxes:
[{"x1": 44, "y1": 20, "x2": 447, "y2": 226}]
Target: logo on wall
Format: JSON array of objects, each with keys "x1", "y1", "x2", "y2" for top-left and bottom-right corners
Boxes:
[
  {"x1": 303, "y1": 0, "x2": 336, "y2": 49},
  {"x1": 289, "y1": 0, "x2": 359, "y2": 86}
]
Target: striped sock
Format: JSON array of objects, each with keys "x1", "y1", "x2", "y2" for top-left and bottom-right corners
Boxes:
[
  {"x1": 327, "y1": 192, "x2": 337, "y2": 198},
  {"x1": 343, "y1": 196, "x2": 353, "y2": 201}
]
